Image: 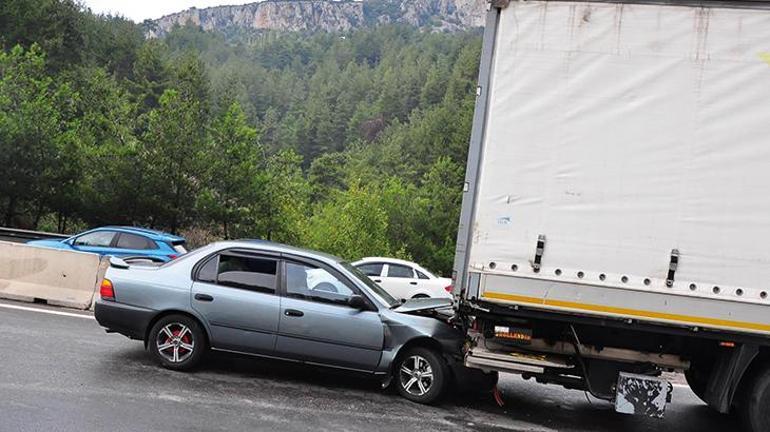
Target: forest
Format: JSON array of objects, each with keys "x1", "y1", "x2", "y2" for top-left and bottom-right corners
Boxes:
[{"x1": 0, "y1": 0, "x2": 482, "y2": 275}]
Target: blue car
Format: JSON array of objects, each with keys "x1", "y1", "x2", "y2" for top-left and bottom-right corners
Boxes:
[{"x1": 28, "y1": 226, "x2": 187, "y2": 262}]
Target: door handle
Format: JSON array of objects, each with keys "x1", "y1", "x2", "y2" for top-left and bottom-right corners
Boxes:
[
  {"x1": 374, "y1": 279, "x2": 382, "y2": 283},
  {"x1": 284, "y1": 309, "x2": 304, "y2": 317},
  {"x1": 410, "y1": 281, "x2": 418, "y2": 285},
  {"x1": 194, "y1": 293, "x2": 214, "y2": 302}
]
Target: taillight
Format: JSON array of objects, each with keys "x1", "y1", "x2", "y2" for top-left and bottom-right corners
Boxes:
[
  {"x1": 100, "y1": 278, "x2": 115, "y2": 301},
  {"x1": 444, "y1": 284, "x2": 453, "y2": 293},
  {"x1": 168, "y1": 254, "x2": 178, "y2": 260}
]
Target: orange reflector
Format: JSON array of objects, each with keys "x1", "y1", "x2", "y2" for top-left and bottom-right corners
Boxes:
[{"x1": 719, "y1": 341, "x2": 736, "y2": 348}]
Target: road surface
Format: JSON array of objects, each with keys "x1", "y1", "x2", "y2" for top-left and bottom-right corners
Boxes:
[{"x1": 0, "y1": 300, "x2": 740, "y2": 432}]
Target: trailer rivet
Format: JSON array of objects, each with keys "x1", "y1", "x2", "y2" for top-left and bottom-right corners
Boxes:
[
  {"x1": 736, "y1": 288, "x2": 744, "y2": 296},
  {"x1": 599, "y1": 273, "x2": 606, "y2": 281},
  {"x1": 689, "y1": 283, "x2": 697, "y2": 291},
  {"x1": 621, "y1": 275, "x2": 629, "y2": 283},
  {"x1": 643, "y1": 278, "x2": 651, "y2": 286},
  {"x1": 489, "y1": 262, "x2": 496, "y2": 269},
  {"x1": 511, "y1": 264, "x2": 518, "y2": 272},
  {"x1": 555, "y1": 269, "x2": 562, "y2": 276},
  {"x1": 577, "y1": 271, "x2": 585, "y2": 279},
  {"x1": 713, "y1": 286, "x2": 721, "y2": 294},
  {"x1": 761, "y1": 291, "x2": 768, "y2": 299}
]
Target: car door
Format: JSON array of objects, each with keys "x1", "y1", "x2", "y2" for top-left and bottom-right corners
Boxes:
[
  {"x1": 275, "y1": 259, "x2": 384, "y2": 371},
  {"x1": 70, "y1": 230, "x2": 118, "y2": 256},
  {"x1": 190, "y1": 250, "x2": 281, "y2": 355},
  {"x1": 379, "y1": 263, "x2": 417, "y2": 300},
  {"x1": 112, "y1": 232, "x2": 159, "y2": 258}
]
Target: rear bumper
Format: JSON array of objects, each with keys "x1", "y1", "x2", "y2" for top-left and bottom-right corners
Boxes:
[{"x1": 94, "y1": 300, "x2": 156, "y2": 340}]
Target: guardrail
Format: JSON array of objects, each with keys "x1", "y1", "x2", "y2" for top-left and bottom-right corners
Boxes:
[{"x1": 0, "y1": 227, "x2": 70, "y2": 243}]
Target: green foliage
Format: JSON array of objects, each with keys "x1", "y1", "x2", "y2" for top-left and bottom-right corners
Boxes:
[
  {"x1": 198, "y1": 101, "x2": 261, "y2": 239},
  {"x1": 0, "y1": 4, "x2": 482, "y2": 276},
  {"x1": 141, "y1": 89, "x2": 206, "y2": 231},
  {"x1": 0, "y1": 45, "x2": 77, "y2": 226},
  {"x1": 305, "y1": 183, "x2": 391, "y2": 260}
]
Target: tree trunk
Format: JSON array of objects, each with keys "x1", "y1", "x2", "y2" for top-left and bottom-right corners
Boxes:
[{"x1": 4, "y1": 196, "x2": 16, "y2": 227}]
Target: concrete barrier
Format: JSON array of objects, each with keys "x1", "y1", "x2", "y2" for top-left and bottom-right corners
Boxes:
[{"x1": 0, "y1": 241, "x2": 106, "y2": 310}]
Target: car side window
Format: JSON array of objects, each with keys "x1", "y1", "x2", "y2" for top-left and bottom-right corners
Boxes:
[
  {"x1": 115, "y1": 233, "x2": 155, "y2": 250},
  {"x1": 416, "y1": 270, "x2": 430, "y2": 280},
  {"x1": 357, "y1": 263, "x2": 383, "y2": 277},
  {"x1": 202, "y1": 254, "x2": 277, "y2": 294},
  {"x1": 387, "y1": 264, "x2": 414, "y2": 279},
  {"x1": 285, "y1": 262, "x2": 354, "y2": 306},
  {"x1": 74, "y1": 231, "x2": 115, "y2": 247},
  {"x1": 197, "y1": 256, "x2": 218, "y2": 283}
]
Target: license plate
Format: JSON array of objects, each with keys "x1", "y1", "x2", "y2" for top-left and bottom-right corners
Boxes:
[{"x1": 493, "y1": 325, "x2": 532, "y2": 344}]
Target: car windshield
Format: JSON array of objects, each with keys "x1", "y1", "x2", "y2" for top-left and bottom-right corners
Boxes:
[{"x1": 341, "y1": 262, "x2": 400, "y2": 308}]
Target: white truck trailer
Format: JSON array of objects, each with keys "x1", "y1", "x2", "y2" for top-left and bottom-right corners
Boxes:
[{"x1": 452, "y1": 1, "x2": 770, "y2": 430}]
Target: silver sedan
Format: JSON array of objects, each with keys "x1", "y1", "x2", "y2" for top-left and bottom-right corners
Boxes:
[{"x1": 94, "y1": 240, "x2": 494, "y2": 403}]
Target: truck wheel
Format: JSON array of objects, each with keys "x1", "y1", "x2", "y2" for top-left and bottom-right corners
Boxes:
[
  {"x1": 739, "y1": 365, "x2": 770, "y2": 432},
  {"x1": 148, "y1": 314, "x2": 206, "y2": 371},
  {"x1": 453, "y1": 366, "x2": 499, "y2": 394},
  {"x1": 395, "y1": 347, "x2": 449, "y2": 404},
  {"x1": 685, "y1": 367, "x2": 709, "y2": 403}
]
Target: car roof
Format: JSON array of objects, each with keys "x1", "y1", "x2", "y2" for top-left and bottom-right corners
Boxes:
[
  {"x1": 216, "y1": 239, "x2": 345, "y2": 266},
  {"x1": 95, "y1": 226, "x2": 185, "y2": 242},
  {"x1": 353, "y1": 257, "x2": 441, "y2": 278},
  {"x1": 354, "y1": 256, "x2": 421, "y2": 267}
]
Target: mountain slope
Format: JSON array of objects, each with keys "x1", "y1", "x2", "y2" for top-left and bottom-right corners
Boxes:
[{"x1": 144, "y1": 0, "x2": 486, "y2": 37}]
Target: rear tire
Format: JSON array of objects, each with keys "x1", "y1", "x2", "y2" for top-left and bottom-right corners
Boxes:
[
  {"x1": 739, "y1": 365, "x2": 770, "y2": 432},
  {"x1": 147, "y1": 314, "x2": 206, "y2": 371},
  {"x1": 685, "y1": 366, "x2": 710, "y2": 403},
  {"x1": 395, "y1": 347, "x2": 449, "y2": 404},
  {"x1": 453, "y1": 368, "x2": 499, "y2": 394}
]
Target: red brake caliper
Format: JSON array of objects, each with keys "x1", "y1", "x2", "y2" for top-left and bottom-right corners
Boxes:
[{"x1": 164, "y1": 329, "x2": 178, "y2": 352}]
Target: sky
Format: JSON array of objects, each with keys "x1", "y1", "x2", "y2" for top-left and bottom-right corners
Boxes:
[{"x1": 80, "y1": 1, "x2": 255, "y2": 22}]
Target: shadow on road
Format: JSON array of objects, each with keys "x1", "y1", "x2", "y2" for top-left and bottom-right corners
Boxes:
[{"x1": 103, "y1": 344, "x2": 742, "y2": 432}]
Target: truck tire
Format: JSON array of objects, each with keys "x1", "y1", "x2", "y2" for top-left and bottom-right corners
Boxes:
[
  {"x1": 685, "y1": 367, "x2": 709, "y2": 403},
  {"x1": 453, "y1": 367, "x2": 499, "y2": 394},
  {"x1": 739, "y1": 365, "x2": 770, "y2": 432}
]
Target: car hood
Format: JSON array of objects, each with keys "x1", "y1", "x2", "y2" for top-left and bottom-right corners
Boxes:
[{"x1": 393, "y1": 297, "x2": 453, "y2": 313}]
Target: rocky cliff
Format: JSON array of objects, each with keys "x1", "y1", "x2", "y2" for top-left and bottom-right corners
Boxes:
[{"x1": 145, "y1": 0, "x2": 486, "y2": 37}]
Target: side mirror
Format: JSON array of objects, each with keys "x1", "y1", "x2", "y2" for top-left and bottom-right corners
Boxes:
[{"x1": 348, "y1": 294, "x2": 368, "y2": 310}]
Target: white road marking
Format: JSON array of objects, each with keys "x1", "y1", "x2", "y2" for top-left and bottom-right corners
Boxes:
[{"x1": 0, "y1": 302, "x2": 94, "y2": 319}]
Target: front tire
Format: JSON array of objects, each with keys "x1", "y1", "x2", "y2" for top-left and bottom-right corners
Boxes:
[
  {"x1": 148, "y1": 314, "x2": 206, "y2": 371},
  {"x1": 395, "y1": 347, "x2": 449, "y2": 404}
]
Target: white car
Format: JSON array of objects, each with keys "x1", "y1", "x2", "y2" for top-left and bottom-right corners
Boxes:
[{"x1": 352, "y1": 257, "x2": 453, "y2": 300}]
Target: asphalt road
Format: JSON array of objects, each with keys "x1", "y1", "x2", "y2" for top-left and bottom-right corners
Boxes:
[{"x1": 0, "y1": 300, "x2": 742, "y2": 432}]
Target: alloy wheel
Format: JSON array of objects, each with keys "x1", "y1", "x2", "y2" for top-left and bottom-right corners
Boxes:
[
  {"x1": 399, "y1": 355, "x2": 434, "y2": 396},
  {"x1": 155, "y1": 323, "x2": 194, "y2": 363}
]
